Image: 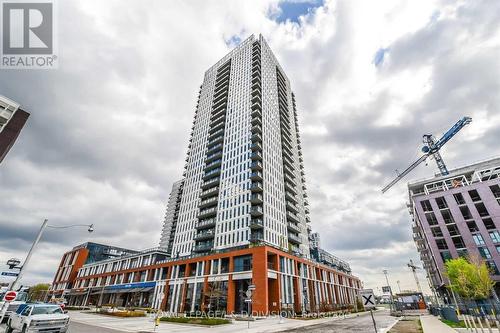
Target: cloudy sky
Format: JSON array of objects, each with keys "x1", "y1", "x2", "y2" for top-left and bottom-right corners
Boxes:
[{"x1": 1, "y1": 0, "x2": 499, "y2": 295}]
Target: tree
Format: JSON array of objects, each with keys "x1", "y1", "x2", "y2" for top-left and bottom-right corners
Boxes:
[
  {"x1": 445, "y1": 254, "x2": 495, "y2": 300},
  {"x1": 28, "y1": 283, "x2": 50, "y2": 302}
]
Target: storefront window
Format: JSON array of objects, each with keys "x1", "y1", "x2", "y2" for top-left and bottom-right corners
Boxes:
[{"x1": 233, "y1": 255, "x2": 252, "y2": 272}]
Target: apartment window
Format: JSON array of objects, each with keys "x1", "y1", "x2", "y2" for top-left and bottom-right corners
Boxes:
[
  {"x1": 220, "y1": 258, "x2": 230, "y2": 273},
  {"x1": 457, "y1": 249, "x2": 468, "y2": 258},
  {"x1": 425, "y1": 212, "x2": 438, "y2": 226},
  {"x1": 467, "y1": 221, "x2": 480, "y2": 233},
  {"x1": 453, "y1": 193, "x2": 466, "y2": 205},
  {"x1": 452, "y1": 236, "x2": 466, "y2": 249},
  {"x1": 441, "y1": 210, "x2": 455, "y2": 224},
  {"x1": 212, "y1": 259, "x2": 219, "y2": 274},
  {"x1": 483, "y1": 218, "x2": 496, "y2": 230},
  {"x1": 475, "y1": 202, "x2": 490, "y2": 217},
  {"x1": 490, "y1": 231, "x2": 500, "y2": 243},
  {"x1": 487, "y1": 261, "x2": 500, "y2": 275},
  {"x1": 436, "y1": 239, "x2": 448, "y2": 250},
  {"x1": 460, "y1": 206, "x2": 473, "y2": 220},
  {"x1": 490, "y1": 185, "x2": 500, "y2": 204},
  {"x1": 440, "y1": 251, "x2": 452, "y2": 262},
  {"x1": 496, "y1": 246, "x2": 500, "y2": 254},
  {"x1": 435, "y1": 197, "x2": 448, "y2": 209},
  {"x1": 468, "y1": 189, "x2": 482, "y2": 202},
  {"x1": 431, "y1": 227, "x2": 443, "y2": 237},
  {"x1": 420, "y1": 200, "x2": 433, "y2": 212},
  {"x1": 478, "y1": 247, "x2": 492, "y2": 259},
  {"x1": 473, "y1": 234, "x2": 486, "y2": 246},
  {"x1": 447, "y1": 224, "x2": 460, "y2": 237}
]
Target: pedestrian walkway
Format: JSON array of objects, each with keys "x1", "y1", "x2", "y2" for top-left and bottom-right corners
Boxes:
[
  {"x1": 420, "y1": 315, "x2": 457, "y2": 333},
  {"x1": 67, "y1": 309, "x2": 390, "y2": 333}
]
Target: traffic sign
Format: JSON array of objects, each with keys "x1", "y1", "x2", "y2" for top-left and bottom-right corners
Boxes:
[
  {"x1": 4, "y1": 291, "x2": 17, "y2": 302},
  {"x1": 1, "y1": 272, "x2": 18, "y2": 277},
  {"x1": 360, "y1": 289, "x2": 376, "y2": 309}
]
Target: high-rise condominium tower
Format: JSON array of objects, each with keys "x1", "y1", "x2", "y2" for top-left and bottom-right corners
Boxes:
[{"x1": 168, "y1": 35, "x2": 311, "y2": 258}]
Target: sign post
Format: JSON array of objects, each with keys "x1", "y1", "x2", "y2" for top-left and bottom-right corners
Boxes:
[
  {"x1": 360, "y1": 289, "x2": 377, "y2": 333},
  {"x1": 0, "y1": 291, "x2": 18, "y2": 323}
]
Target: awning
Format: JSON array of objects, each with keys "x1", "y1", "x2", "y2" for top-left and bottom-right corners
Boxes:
[{"x1": 102, "y1": 287, "x2": 154, "y2": 294}]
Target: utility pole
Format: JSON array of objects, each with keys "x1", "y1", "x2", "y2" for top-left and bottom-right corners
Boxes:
[
  {"x1": 407, "y1": 260, "x2": 423, "y2": 294},
  {"x1": 383, "y1": 270, "x2": 395, "y2": 313},
  {"x1": 0, "y1": 219, "x2": 94, "y2": 323}
]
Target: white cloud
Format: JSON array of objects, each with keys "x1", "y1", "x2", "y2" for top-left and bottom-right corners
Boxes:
[{"x1": 1, "y1": 0, "x2": 499, "y2": 297}]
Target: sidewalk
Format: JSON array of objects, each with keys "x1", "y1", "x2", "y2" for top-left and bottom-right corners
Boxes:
[
  {"x1": 420, "y1": 315, "x2": 457, "y2": 333},
  {"x1": 68, "y1": 309, "x2": 382, "y2": 333}
]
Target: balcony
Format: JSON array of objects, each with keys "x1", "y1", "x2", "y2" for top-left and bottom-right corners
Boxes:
[
  {"x1": 196, "y1": 218, "x2": 216, "y2": 230},
  {"x1": 199, "y1": 196, "x2": 218, "y2": 209},
  {"x1": 286, "y1": 201, "x2": 299, "y2": 214},
  {"x1": 251, "y1": 101, "x2": 262, "y2": 111},
  {"x1": 210, "y1": 120, "x2": 225, "y2": 134},
  {"x1": 201, "y1": 177, "x2": 220, "y2": 189},
  {"x1": 251, "y1": 142, "x2": 262, "y2": 151},
  {"x1": 249, "y1": 219, "x2": 264, "y2": 229},
  {"x1": 250, "y1": 193, "x2": 263, "y2": 204},
  {"x1": 194, "y1": 230, "x2": 215, "y2": 241},
  {"x1": 284, "y1": 172, "x2": 295, "y2": 184},
  {"x1": 250, "y1": 171, "x2": 263, "y2": 181},
  {"x1": 251, "y1": 75, "x2": 261, "y2": 85},
  {"x1": 205, "y1": 159, "x2": 222, "y2": 171},
  {"x1": 200, "y1": 186, "x2": 219, "y2": 199},
  {"x1": 286, "y1": 211, "x2": 299, "y2": 223},
  {"x1": 251, "y1": 151, "x2": 263, "y2": 161},
  {"x1": 194, "y1": 242, "x2": 214, "y2": 253},
  {"x1": 249, "y1": 233, "x2": 264, "y2": 243},
  {"x1": 251, "y1": 117, "x2": 262, "y2": 126},
  {"x1": 250, "y1": 206, "x2": 264, "y2": 216},
  {"x1": 284, "y1": 181, "x2": 297, "y2": 194},
  {"x1": 285, "y1": 191, "x2": 297, "y2": 203},
  {"x1": 198, "y1": 207, "x2": 217, "y2": 219},
  {"x1": 251, "y1": 109, "x2": 262, "y2": 119},
  {"x1": 251, "y1": 161, "x2": 263, "y2": 171},
  {"x1": 207, "y1": 135, "x2": 224, "y2": 148},
  {"x1": 203, "y1": 168, "x2": 221, "y2": 180},
  {"x1": 206, "y1": 145, "x2": 223, "y2": 158},
  {"x1": 211, "y1": 113, "x2": 226, "y2": 127},
  {"x1": 205, "y1": 151, "x2": 223, "y2": 163},
  {"x1": 251, "y1": 133, "x2": 262, "y2": 143},
  {"x1": 208, "y1": 128, "x2": 224, "y2": 141},
  {"x1": 287, "y1": 222, "x2": 300, "y2": 234},
  {"x1": 252, "y1": 125, "x2": 262, "y2": 135},
  {"x1": 250, "y1": 182, "x2": 263, "y2": 192},
  {"x1": 288, "y1": 233, "x2": 301, "y2": 244}
]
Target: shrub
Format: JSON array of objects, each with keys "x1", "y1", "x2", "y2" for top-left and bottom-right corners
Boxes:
[{"x1": 160, "y1": 317, "x2": 230, "y2": 325}]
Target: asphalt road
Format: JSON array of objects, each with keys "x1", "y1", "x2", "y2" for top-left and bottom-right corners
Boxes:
[
  {"x1": 280, "y1": 309, "x2": 397, "y2": 333},
  {"x1": 0, "y1": 322, "x2": 127, "y2": 333},
  {"x1": 68, "y1": 321, "x2": 128, "y2": 333}
]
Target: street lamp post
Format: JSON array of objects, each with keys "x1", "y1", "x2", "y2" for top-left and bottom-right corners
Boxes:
[
  {"x1": 0, "y1": 219, "x2": 94, "y2": 322},
  {"x1": 383, "y1": 270, "x2": 395, "y2": 314}
]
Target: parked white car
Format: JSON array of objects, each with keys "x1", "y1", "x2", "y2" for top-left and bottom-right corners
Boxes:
[{"x1": 5, "y1": 304, "x2": 69, "y2": 333}]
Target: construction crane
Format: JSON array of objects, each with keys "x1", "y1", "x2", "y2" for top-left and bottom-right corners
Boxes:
[
  {"x1": 407, "y1": 259, "x2": 423, "y2": 295},
  {"x1": 381, "y1": 116, "x2": 472, "y2": 193}
]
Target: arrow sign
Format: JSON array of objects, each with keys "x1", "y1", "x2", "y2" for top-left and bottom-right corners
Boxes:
[
  {"x1": 360, "y1": 289, "x2": 376, "y2": 309},
  {"x1": 1, "y1": 272, "x2": 18, "y2": 277}
]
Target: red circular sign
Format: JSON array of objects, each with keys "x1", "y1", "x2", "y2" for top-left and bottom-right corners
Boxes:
[{"x1": 4, "y1": 291, "x2": 17, "y2": 302}]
